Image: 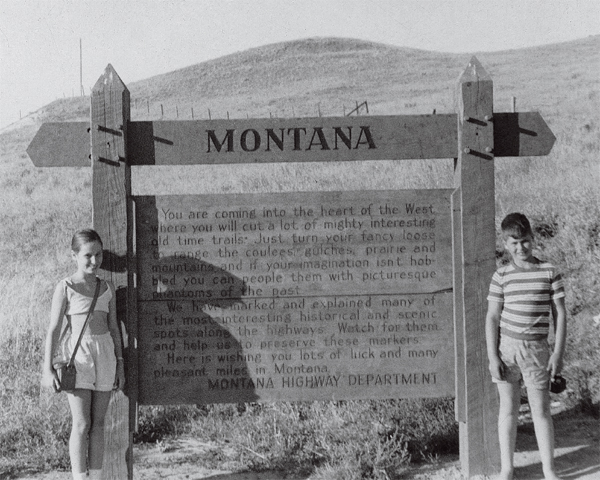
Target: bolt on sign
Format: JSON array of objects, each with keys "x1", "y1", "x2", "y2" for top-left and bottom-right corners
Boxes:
[{"x1": 28, "y1": 57, "x2": 555, "y2": 478}]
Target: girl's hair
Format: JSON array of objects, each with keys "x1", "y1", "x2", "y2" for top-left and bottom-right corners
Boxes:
[
  {"x1": 71, "y1": 229, "x2": 103, "y2": 252},
  {"x1": 500, "y1": 212, "x2": 533, "y2": 239}
]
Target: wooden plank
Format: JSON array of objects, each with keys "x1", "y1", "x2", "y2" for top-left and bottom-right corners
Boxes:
[
  {"x1": 493, "y1": 112, "x2": 556, "y2": 157},
  {"x1": 451, "y1": 187, "x2": 466, "y2": 423},
  {"x1": 454, "y1": 57, "x2": 501, "y2": 477},
  {"x1": 91, "y1": 64, "x2": 134, "y2": 480},
  {"x1": 134, "y1": 190, "x2": 454, "y2": 404},
  {"x1": 26, "y1": 122, "x2": 89, "y2": 167},
  {"x1": 127, "y1": 115, "x2": 458, "y2": 165},
  {"x1": 26, "y1": 112, "x2": 555, "y2": 167}
]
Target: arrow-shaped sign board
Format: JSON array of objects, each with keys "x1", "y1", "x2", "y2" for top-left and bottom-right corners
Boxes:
[
  {"x1": 27, "y1": 122, "x2": 91, "y2": 167},
  {"x1": 27, "y1": 112, "x2": 555, "y2": 167}
]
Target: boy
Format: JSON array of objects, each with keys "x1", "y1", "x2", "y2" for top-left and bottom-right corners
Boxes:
[{"x1": 486, "y1": 213, "x2": 566, "y2": 480}]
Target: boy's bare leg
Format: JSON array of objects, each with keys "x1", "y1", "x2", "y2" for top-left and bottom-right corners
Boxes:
[
  {"x1": 528, "y1": 387, "x2": 562, "y2": 480},
  {"x1": 496, "y1": 382, "x2": 520, "y2": 479}
]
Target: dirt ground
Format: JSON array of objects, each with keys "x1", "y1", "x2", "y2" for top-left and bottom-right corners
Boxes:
[{"x1": 6, "y1": 409, "x2": 598, "y2": 480}]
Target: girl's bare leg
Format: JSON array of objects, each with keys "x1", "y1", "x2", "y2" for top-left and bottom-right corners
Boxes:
[{"x1": 66, "y1": 389, "x2": 92, "y2": 478}]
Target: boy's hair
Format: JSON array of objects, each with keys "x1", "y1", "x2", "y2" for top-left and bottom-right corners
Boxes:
[
  {"x1": 500, "y1": 213, "x2": 533, "y2": 239},
  {"x1": 71, "y1": 229, "x2": 103, "y2": 252}
]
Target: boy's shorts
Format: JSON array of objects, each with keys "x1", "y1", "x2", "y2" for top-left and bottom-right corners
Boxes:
[
  {"x1": 70, "y1": 332, "x2": 117, "y2": 391},
  {"x1": 493, "y1": 336, "x2": 550, "y2": 390}
]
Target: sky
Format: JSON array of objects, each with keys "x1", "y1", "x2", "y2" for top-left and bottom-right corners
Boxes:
[{"x1": 1, "y1": 0, "x2": 599, "y2": 129}]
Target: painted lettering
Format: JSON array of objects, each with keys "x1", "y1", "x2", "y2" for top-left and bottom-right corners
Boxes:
[
  {"x1": 205, "y1": 126, "x2": 377, "y2": 153},
  {"x1": 240, "y1": 129, "x2": 261, "y2": 152},
  {"x1": 206, "y1": 129, "x2": 235, "y2": 153}
]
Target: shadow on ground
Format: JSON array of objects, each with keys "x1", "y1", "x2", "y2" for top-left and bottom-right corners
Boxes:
[{"x1": 513, "y1": 408, "x2": 599, "y2": 480}]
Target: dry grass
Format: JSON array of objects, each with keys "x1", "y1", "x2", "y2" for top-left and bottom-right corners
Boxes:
[{"x1": 1, "y1": 35, "x2": 598, "y2": 477}]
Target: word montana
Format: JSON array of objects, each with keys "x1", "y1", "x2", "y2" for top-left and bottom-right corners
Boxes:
[{"x1": 207, "y1": 126, "x2": 377, "y2": 153}]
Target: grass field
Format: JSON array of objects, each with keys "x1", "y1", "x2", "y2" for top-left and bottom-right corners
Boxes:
[{"x1": 1, "y1": 36, "x2": 598, "y2": 478}]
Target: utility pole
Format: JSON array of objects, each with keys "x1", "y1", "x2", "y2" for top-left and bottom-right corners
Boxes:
[{"x1": 80, "y1": 39, "x2": 85, "y2": 96}]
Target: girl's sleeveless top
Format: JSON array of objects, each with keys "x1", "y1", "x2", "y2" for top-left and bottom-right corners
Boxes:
[{"x1": 63, "y1": 278, "x2": 112, "y2": 315}]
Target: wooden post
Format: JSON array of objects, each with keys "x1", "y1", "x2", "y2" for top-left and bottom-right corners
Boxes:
[
  {"x1": 91, "y1": 64, "x2": 135, "y2": 480},
  {"x1": 454, "y1": 57, "x2": 501, "y2": 476}
]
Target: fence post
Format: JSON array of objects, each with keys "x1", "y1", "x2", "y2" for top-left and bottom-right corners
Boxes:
[
  {"x1": 91, "y1": 64, "x2": 135, "y2": 480},
  {"x1": 454, "y1": 57, "x2": 501, "y2": 477}
]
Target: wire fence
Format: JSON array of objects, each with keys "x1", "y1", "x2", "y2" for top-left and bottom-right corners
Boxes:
[{"x1": 128, "y1": 98, "x2": 372, "y2": 121}]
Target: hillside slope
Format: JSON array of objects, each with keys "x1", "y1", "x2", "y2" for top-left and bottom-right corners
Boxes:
[{"x1": 2, "y1": 34, "x2": 598, "y2": 134}]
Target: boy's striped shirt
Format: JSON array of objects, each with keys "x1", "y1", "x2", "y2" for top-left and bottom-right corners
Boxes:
[{"x1": 487, "y1": 259, "x2": 565, "y2": 340}]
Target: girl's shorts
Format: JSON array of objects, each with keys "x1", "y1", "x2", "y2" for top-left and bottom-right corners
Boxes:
[
  {"x1": 493, "y1": 336, "x2": 550, "y2": 390},
  {"x1": 70, "y1": 333, "x2": 117, "y2": 391}
]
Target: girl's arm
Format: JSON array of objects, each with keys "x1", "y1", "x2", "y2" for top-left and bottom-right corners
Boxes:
[
  {"x1": 106, "y1": 281, "x2": 125, "y2": 390},
  {"x1": 549, "y1": 296, "x2": 567, "y2": 378},
  {"x1": 42, "y1": 281, "x2": 68, "y2": 391},
  {"x1": 485, "y1": 300, "x2": 504, "y2": 381}
]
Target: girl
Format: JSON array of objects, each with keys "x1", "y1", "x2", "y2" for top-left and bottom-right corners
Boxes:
[{"x1": 42, "y1": 229, "x2": 125, "y2": 480}]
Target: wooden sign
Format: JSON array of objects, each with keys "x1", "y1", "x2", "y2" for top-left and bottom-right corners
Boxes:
[
  {"x1": 27, "y1": 58, "x2": 557, "y2": 478},
  {"x1": 27, "y1": 112, "x2": 555, "y2": 167},
  {"x1": 135, "y1": 189, "x2": 453, "y2": 403},
  {"x1": 26, "y1": 122, "x2": 92, "y2": 167}
]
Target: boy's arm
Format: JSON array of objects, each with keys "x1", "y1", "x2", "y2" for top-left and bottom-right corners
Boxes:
[
  {"x1": 485, "y1": 300, "x2": 504, "y2": 380},
  {"x1": 549, "y1": 296, "x2": 567, "y2": 378}
]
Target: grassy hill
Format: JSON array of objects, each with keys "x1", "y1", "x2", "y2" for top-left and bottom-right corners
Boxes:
[
  {"x1": 4, "y1": 35, "x2": 599, "y2": 125},
  {"x1": 1, "y1": 36, "x2": 598, "y2": 477}
]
